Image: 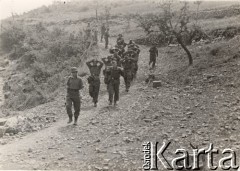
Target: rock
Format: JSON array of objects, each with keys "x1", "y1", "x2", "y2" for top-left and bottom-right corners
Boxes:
[
  {"x1": 143, "y1": 119, "x2": 151, "y2": 123},
  {"x1": 58, "y1": 155, "x2": 65, "y2": 160},
  {"x1": 103, "y1": 166, "x2": 109, "y2": 171},
  {"x1": 123, "y1": 137, "x2": 134, "y2": 143},
  {"x1": 186, "y1": 112, "x2": 193, "y2": 115},
  {"x1": 95, "y1": 148, "x2": 107, "y2": 153},
  {"x1": 28, "y1": 148, "x2": 33, "y2": 153},
  {"x1": 0, "y1": 126, "x2": 6, "y2": 138},
  {"x1": 153, "y1": 81, "x2": 162, "y2": 88},
  {"x1": 0, "y1": 119, "x2": 7, "y2": 126},
  {"x1": 4, "y1": 117, "x2": 20, "y2": 134}
]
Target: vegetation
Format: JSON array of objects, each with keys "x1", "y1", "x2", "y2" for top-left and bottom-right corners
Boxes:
[{"x1": 0, "y1": 20, "x2": 96, "y2": 110}]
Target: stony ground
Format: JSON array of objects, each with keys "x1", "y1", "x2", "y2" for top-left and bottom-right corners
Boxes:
[{"x1": 0, "y1": 35, "x2": 240, "y2": 171}]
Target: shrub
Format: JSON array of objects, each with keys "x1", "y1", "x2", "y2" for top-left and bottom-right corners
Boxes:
[{"x1": 0, "y1": 26, "x2": 26, "y2": 52}]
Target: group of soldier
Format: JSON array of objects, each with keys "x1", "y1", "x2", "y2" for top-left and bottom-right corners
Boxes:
[
  {"x1": 65, "y1": 34, "x2": 141, "y2": 125},
  {"x1": 85, "y1": 22, "x2": 110, "y2": 49},
  {"x1": 87, "y1": 34, "x2": 140, "y2": 107}
]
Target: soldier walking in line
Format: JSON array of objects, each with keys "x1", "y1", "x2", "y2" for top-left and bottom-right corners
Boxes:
[
  {"x1": 66, "y1": 67, "x2": 84, "y2": 125},
  {"x1": 121, "y1": 55, "x2": 134, "y2": 92},
  {"x1": 149, "y1": 45, "x2": 158, "y2": 69},
  {"x1": 116, "y1": 34, "x2": 126, "y2": 48},
  {"x1": 86, "y1": 59, "x2": 103, "y2": 107},
  {"x1": 101, "y1": 23, "x2": 106, "y2": 42},
  {"x1": 105, "y1": 60, "x2": 124, "y2": 106},
  {"x1": 104, "y1": 28, "x2": 110, "y2": 49}
]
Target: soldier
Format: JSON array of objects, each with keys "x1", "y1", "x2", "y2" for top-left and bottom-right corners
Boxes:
[
  {"x1": 102, "y1": 55, "x2": 113, "y2": 67},
  {"x1": 105, "y1": 60, "x2": 124, "y2": 106},
  {"x1": 149, "y1": 46, "x2": 158, "y2": 69},
  {"x1": 101, "y1": 23, "x2": 106, "y2": 42},
  {"x1": 66, "y1": 67, "x2": 84, "y2": 125},
  {"x1": 128, "y1": 40, "x2": 139, "y2": 50},
  {"x1": 104, "y1": 28, "x2": 110, "y2": 49},
  {"x1": 85, "y1": 22, "x2": 92, "y2": 38},
  {"x1": 102, "y1": 55, "x2": 113, "y2": 85},
  {"x1": 86, "y1": 59, "x2": 103, "y2": 107},
  {"x1": 125, "y1": 49, "x2": 138, "y2": 79},
  {"x1": 112, "y1": 50, "x2": 122, "y2": 67},
  {"x1": 93, "y1": 23, "x2": 98, "y2": 44},
  {"x1": 121, "y1": 56, "x2": 134, "y2": 92},
  {"x1": 117, "y1": 34, "x2": 126, "y2": 48}
]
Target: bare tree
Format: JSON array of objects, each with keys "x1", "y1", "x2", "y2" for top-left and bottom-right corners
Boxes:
[
  {"x1": 135, "y1": 1, "x2": 194, "y2": 65},
  {"x1": 194, "y1": 1, "x2": 203, "y2": 25}
]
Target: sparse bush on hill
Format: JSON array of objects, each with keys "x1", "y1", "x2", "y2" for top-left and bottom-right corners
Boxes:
[
  {"x1": 0, "y1": 26, "x2": 26, "y2": 52},
  {"x1": 135, "y1": 2, "x2": 195, "y2": 65},
  {"x1": 0, "y1": 20, "x2": 95, "y2": 111}
]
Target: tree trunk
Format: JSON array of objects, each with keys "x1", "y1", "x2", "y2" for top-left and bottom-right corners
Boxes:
[{"x1": 175, "y1": 33, "x2": 193, "y2": 65}]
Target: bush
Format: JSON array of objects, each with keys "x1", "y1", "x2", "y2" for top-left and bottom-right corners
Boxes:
[{"x1": 0, "y1": 26, "x2": 26, "y2": 52}]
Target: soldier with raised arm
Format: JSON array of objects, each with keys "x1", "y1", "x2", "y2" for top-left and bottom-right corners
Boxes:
[{"x1": 86, "y1": 59, "x2": 103, "y2": 107}]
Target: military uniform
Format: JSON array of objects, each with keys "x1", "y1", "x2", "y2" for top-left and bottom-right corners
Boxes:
[
  {"x1": 149, "y1": 46, "x2": 158, "y2": 68},
  {"x1": 105, "y1": 66, "x2": 124, "y2": 105},
  {"x1": 121, "y1": 57, "x2": 134, "y2": 92},
  {"x1": 104, "y1": 29, "x2": 109, "y2": 49},
  {"x1": 117, "y1": 34, "x2": 126, "y2": 48},
  {"x1": 86, "y1": 60, "x2": 103, "y2": 107},
  {"x1": 112, "y1": 53, "x2": 121, "y2": 67},
  {"x1": 101, "y1": 24, "x2": 106, "y2": 42},
  {"x1": 66, "y1": 67, "x2": 84, "y2": 125}
]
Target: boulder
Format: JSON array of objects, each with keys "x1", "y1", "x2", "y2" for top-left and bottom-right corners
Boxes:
[
  {"x1": 0, "y1": 126, "x2": 6, "y2": 138},
  {"x1": 153, "y1": 81, "x2": 162, "y2": 88},
  {"x1": 0, "y1": 118, "x2": 7, "y2": 126}
]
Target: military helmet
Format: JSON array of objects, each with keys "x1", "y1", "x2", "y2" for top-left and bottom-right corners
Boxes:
[
  {"x1": 71, "y1": 67, "x2": 78, "y2": 73},
  {"x1": 118, "y1": 34, "x2": 123, "y2": 37}
]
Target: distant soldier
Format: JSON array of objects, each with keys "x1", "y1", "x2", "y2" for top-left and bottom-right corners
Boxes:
[
  {"x1": 101, "y1": 23, "x2": 106, "y2": 42},
  {"x1": 105, "y1": 60, "x2": 124, "y2": 106},
  {"x1": 86, "y1": 59, "x2": 103, "y2": 107},
  {"x1": 66, "y1": 67, "x2": 84, "y2": 125},
  {"x1": 121, "y1": 56, "x2": 134, "y2": 92},
  {"x1": 102, "y1": 55, "x2": 113, "y2": 85},
  {"x1": 104, "y1": 28, "x2": 110, "y2": 49},
  {"x1": 149, "y1": 46, "x2": 158, "y2": 69},
  {"x1": 117, "y1": 34, "x2": 126, "y2": 48},
  {"x1": 85, "y1": 22, "x2": 92, "y2": 38},
  {"x1": 112, "y1": 50, "x2": 122, "y2": 67},
  {"x1": 93, "y1": 23, "x2": 98, "y2": 44},
  {"x1": 102, "y1": 55, "x2": 113, "y2": 67},
  {"x1": 125, "y1": 50, "x2": 138, "y2": 79},
  {"x1": 115, "y1": 45, "x2": 125, "y2": 58},
  {"x1": 128, "y1": 40, "x2": 139, "y2": 50}
]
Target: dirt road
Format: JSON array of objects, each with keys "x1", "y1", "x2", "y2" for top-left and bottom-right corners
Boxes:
[{"x1": 0, "y1": 39, "x2": 240, "y2": 170}]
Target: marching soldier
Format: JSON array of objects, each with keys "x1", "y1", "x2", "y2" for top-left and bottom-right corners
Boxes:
[
  {"x1": 112, "y1": 50, "x2": 122, "y2": 67},
  {"x1": 86, "y1": 59, "x2": 103, "y2": 107},
  {"x1": 149, "y1": 46, "x2": 158, "y2": 69},
  {"x1": 117, "y1": 34, "x2": 126, "y2": 48},
  {"x1": 104, "y1": 28, "x2": 110, "y2": 49},
  {"x1": 66, "y1": 67, "x2": 84, "y2": 125},
  {"x1": 101, "y1": 23, "x2": 106, "y2": 42},
  {"x1": 102, "y1": 55, "x2": 113, "y2": 85},
  {"x1": 105, "y1": 60, "x2": 124, "y2": 106},
  {"x1": 121, "y1": 56, "x2": 134, "y2": 92}
]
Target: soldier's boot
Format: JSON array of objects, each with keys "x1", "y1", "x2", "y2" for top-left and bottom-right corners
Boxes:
[
  {"x1": 73, "y1": 116, "x2": 78, "y2": 125},
  {"x1": 94, "y1": 102, "x2": 97, "y2": 107},
  {"x1": 67, "y1": 116, "x2": 73, "y2": 124},
  {"x1": 109, "y1": 101, "x2": 113, "y2": 106},
  {"x1": 114, "y1": 101, "x2": 117, "y2": 106}
]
